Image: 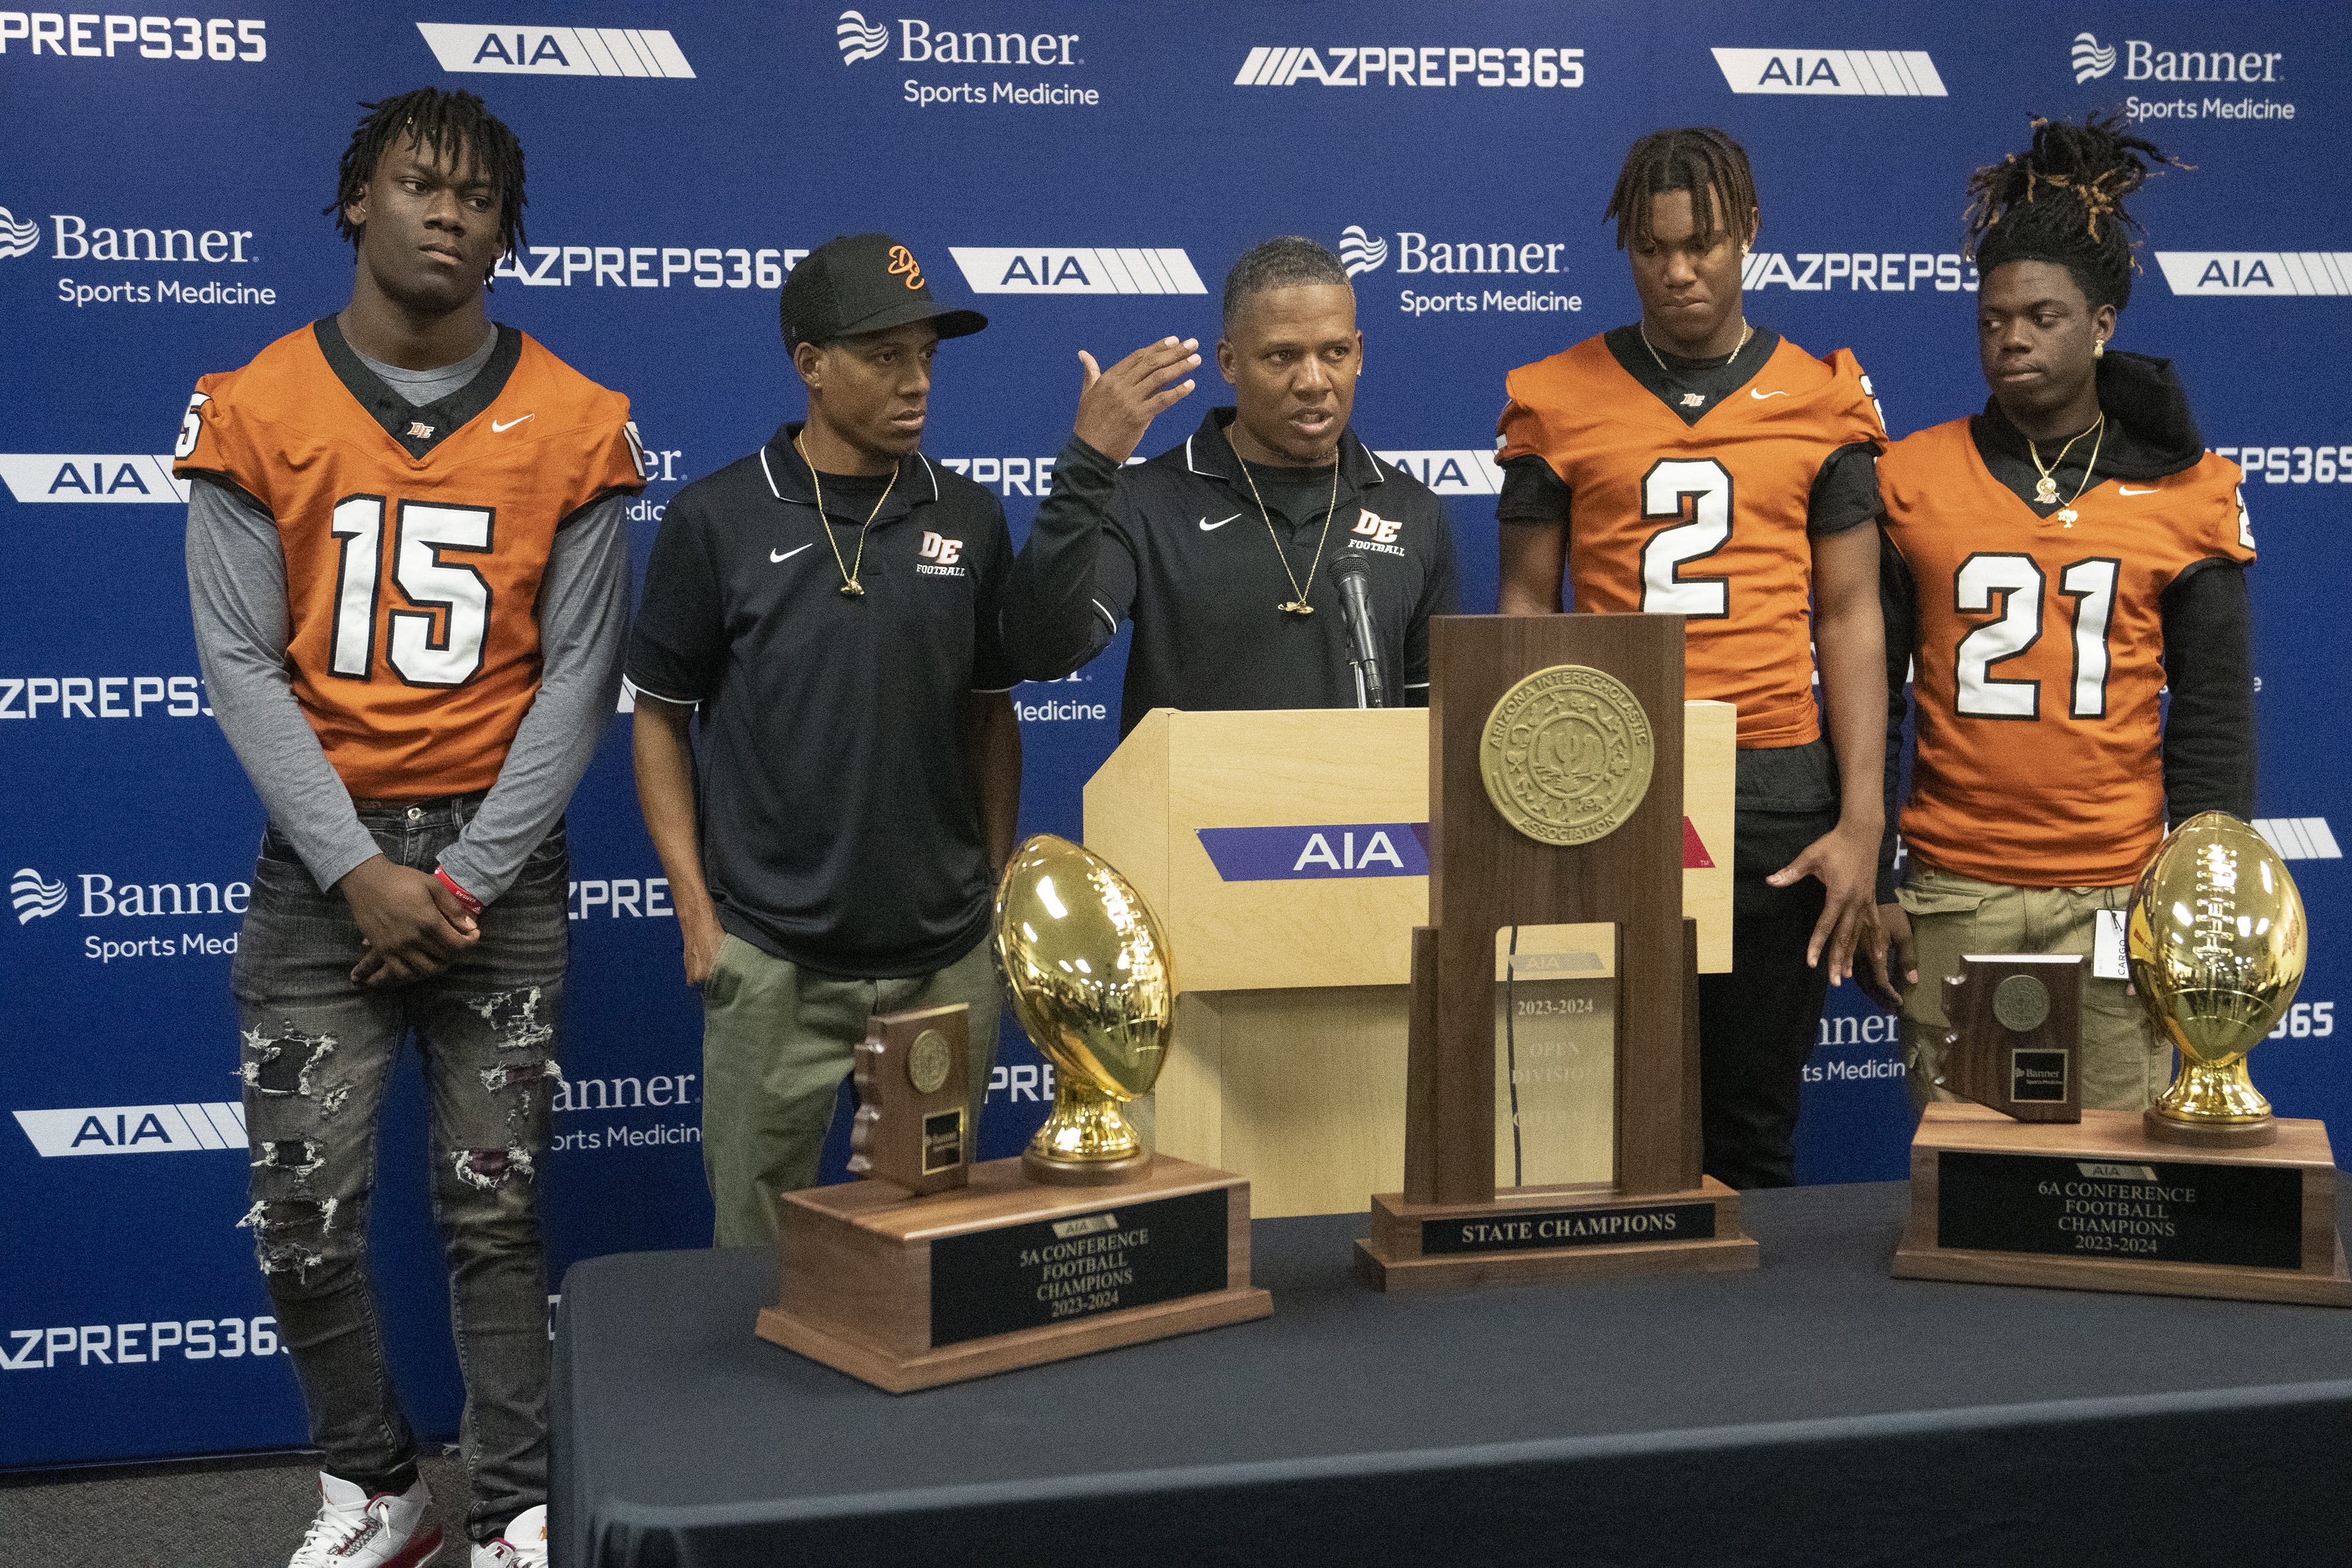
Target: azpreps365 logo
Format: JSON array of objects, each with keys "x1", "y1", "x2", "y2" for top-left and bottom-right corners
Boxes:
[
  {"x1": 0, "y1": 207, "x2": 38, "y2": 261},
  {"x1": 837, "y1": 9, "x2": 889, "y2": 63},
  {"x1": 13, "y1": 868, "x2": 66, "y2": 924},
  {"x1": 1339, "y1": 226, "x2": 1389, "y2": 278},
  {"x1": 2072, "y1": 32, "x2": 2118, "y2": 83}
]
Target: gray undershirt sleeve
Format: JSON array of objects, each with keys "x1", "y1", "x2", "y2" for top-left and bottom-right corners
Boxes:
[
  {"x1": 185, "y1": 476, "x2": 383, "y2": 890},
  {"x1": 436, "y1": 494, "x2": 631, "y2": 904}
]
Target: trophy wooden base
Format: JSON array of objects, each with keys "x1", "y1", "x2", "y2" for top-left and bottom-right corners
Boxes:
[
  {"x1": 756, "y1": 1154, "x2": 1271, "y2": 1392},
  {"x1": 1353, "y1": 1177, "x2": 1758, "y2": 1293},
  {"x1": 2142, "y1": 1108, "x2": 2278, "y2": 1148},
  {"x1": 1893, "y1": 1102, "x2": 2351, "y2": 1308}
]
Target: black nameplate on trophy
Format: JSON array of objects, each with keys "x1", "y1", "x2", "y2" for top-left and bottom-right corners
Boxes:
[
  {"x1": 2010, "y1": 1049, "x2": 2069, "y2": 1102},
  {"x1": 927, "y1": 1188, "x2": 1229, "y2": 1348},
  {"x1": 1936, "y1": 1151, "x2": 2302, "y2": 1268},
  {"x1": 1421, "y1": 1201, "x2": 1718, "y2": 1255}
]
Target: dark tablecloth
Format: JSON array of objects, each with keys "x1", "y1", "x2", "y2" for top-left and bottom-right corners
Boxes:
[{"x1": 553, "y1": 1181, "x2": 2352, "y2": 1567}]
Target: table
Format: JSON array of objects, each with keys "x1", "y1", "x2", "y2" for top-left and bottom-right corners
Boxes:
[{"x1": 553, "y1": 1182, "x2": 2352, "y2": 1567}]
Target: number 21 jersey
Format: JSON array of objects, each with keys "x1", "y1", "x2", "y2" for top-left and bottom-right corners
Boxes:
[
  {"x1": 1498, "y1": 335, "x2": 1883, "y2": 747},
  {"x1": 1879, "y1": 419, "x2": 2251, "y2": 886},
  {"x1": 175, "y1": 318, "x2": 644, "y2": 798}
]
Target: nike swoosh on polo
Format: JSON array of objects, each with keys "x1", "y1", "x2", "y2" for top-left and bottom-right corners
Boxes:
[
  {"x1": 2118, "y1": 486, "x2": 2160, "y2": 496},
  {"x1": 491, "y1": 414, "x2": 535, "y2": 433},
  {"x1": 1748, "y1": 388, "x2": 1788, "y2": 401},
  {"x1": 1199, "y1": 513, "x2": 1241, "y2": 531},
  {"x1": 770, "y1": 543, "x2": 813, "y2": 564}
]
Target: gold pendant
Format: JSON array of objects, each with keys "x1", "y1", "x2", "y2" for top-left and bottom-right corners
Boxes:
[
  {"x1": 1280, "y1": 601, "x2": 1314, "y2": 617},
  {"x1": 2055, "y1": 508, "x2": 2078, "y2": 527},
  {"x1": 2034, "y1": 476, "x2": 2059, "y2": 504},
  {"x1": 839, "y1": 580, "x2": 865, "y2": 598}
]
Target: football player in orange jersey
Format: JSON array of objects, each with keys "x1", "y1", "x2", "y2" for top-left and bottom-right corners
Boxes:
[
  {"x1": 1869, "y1": 115, "x2": 2253, "y2": 1114},
  {"x1": 1496, "y1": 128, "x2": 1888, "y2": 1189},
  {"x1": 180, "y1": 90, "x2": 641, "y2": 1568}
]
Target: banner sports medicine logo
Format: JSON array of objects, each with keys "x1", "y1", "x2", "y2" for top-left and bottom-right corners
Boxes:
[
  {"x1": 2157, "y1": 253, "x2": 2352, "y2": 296},
  {"x1": 1711, "y1": 48, "x2": 1946, "y2": 95},
  {"x1": 13, "y1": 868, "x2": 65, "y2": 923},
  {"x1": 948, "y1": 247, "x2": 1204, "y2": 295},
  {"x1": 2071, "y1": 30, "x2": 2293, "y2": 122},
  {"x1": 2072, "y1": 32, "x2": 2118, "y2": 83},
  {"x1": 0, "y1": 207, "x2": 38, "y2": 259},
  {"x1": 416, "y1": 23, "x2": 695, "y2": 78}
]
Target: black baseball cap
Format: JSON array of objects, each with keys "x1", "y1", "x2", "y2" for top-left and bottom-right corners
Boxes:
[{"x1": 780, "y1": 232, "x2": 988, "y2": 349}]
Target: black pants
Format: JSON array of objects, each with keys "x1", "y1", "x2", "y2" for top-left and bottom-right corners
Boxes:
[{"x1": 1696, "y1": 740, "x2": 1838, "y2": 1190}]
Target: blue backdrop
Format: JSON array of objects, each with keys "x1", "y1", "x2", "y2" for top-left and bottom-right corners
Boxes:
[{"x1": 2, "y1": 0, "x2": 2343, "y2": 1468}]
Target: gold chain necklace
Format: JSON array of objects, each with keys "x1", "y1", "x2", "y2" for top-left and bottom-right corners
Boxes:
[
  {"x1": 1236, "y1": 450, "x2": 1341, "y2": 616},
  {"x1": 2025, "y1": 415, "x2": 2104, "y2": 508},
  {"x1": 2049, "y1": 420, "x2": 2107, "y2": 528},
  {"x1": 1639, "y1": 320, "x2": 1753, "y2": 403},
  {"x1": 795, "y1": 432, "x2": 895, "y2": 598}
]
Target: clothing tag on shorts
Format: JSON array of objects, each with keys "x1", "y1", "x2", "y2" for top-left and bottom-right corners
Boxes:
[{"x1": 2093, "y1": 909, "x2": 2129, "y2": 980}]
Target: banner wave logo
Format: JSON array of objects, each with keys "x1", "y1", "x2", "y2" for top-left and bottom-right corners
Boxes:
[
  {"x1": 11, "y1": 868, "x2": 67, "y2": 924},
  {"x1": 2072, "y1": 31, "x2": 2117, "y2": 84},
  {"x1": 0, "y1": 207, "x2": 41, "y2": 261},
  {"x1": 837, "y1": 9, "x2": 890, "y2": 65},
  {"x1": 1338, "y1": 225, "x2": 1388, "y2": 277}
]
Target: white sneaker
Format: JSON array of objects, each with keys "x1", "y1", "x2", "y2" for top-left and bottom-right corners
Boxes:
[
  {"x1": 289, "y1": 1471, "x2": 444, "y2": 1567},
  {"x1": 470, "y1": 1504, "x2": 547, "y2": 1566}
]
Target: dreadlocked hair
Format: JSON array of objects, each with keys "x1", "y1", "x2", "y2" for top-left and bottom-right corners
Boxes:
[
  {"x1": 326, "y1": 88, "x2": 527, "y2": 265},
  {"x1": 1604, "y1": 128, "x2": 1758, "y2": 252},
  {"x1": 1964, "y1": 111, "x2": 2186, "y2": 313}
]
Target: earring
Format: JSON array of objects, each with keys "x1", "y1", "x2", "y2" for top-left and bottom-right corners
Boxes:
[{"x1": 2094, "y1": 338, "x2": 2105, "y2": 358}]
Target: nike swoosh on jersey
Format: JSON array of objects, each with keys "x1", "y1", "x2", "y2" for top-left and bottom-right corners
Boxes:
[
  {"x1": 1199, "y1": 513, "x2": 1241, "y2": 531},
  {"x1": 491, "y1": 414, "x2": 535, "y2": 433},
  {"x1": 1748, "y1": 388, "x2": 1788, "y2": 401},
  {"x1": 2118, "y1": 486, "x2": 2160, "y2": 495},
  {"x1": 770, "y1": 543, "x2": 814, "y2": 563}
]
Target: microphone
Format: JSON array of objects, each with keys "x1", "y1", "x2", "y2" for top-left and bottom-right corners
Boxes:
[{"x1": 1329, "y1": 553, "x2": 1386, "y2": 709}]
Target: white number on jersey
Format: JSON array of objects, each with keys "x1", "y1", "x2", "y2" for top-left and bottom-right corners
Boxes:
[
  {"x1": 326, "y1": 495, "x2": 494, "y2": 687},
  {"x1": 1952, "y1": 552, "x2": 2119, "y2": 721},
  {"x1": 1638, "y1": 458, "x2": 1734, "y2": 619}
]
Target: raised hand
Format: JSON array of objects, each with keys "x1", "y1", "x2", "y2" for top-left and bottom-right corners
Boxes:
[{"x1": 1072, "y1": 337, "x2": 1199, "y2": 463}]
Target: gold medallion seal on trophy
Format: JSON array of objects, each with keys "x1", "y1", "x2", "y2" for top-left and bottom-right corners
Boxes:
[
  {"x1": 993, "y1": 834, "x2": 1176, "y2": 1185},
  {"x1": 1480, "y1": 663, "x2": 1655, "y2": 846},
  {"x1": 2128, "y1": 811, "x2": 2309, "y2": 1147}
]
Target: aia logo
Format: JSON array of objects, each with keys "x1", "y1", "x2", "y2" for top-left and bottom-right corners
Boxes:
[
  {"x1": 1351, "y1": 509, "x2": 1402, "y2": 545},
  {"x1": 917, "y1": 531, "x2": 965, "y2": 572}
]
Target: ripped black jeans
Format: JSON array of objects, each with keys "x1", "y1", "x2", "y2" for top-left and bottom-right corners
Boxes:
[{"x1": 232, "y1": 797, "x2": 565, "y2": 1541}]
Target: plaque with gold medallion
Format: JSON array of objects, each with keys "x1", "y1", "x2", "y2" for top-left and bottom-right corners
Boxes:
[
  {"x1": 760, "y1": 836, "x2": 1273, "y2": 1391},
  {"x1": 1895, "y1": 813, "x2": 2349, "y2": 1307},
  {"x1": 1480, "y1": 664, "x2": 1655, "y2": 847}
]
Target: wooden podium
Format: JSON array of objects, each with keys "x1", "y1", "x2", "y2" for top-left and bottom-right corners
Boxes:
[{"x1": 1083, "y1": 691, "x2": 1733, "y2": 1221}]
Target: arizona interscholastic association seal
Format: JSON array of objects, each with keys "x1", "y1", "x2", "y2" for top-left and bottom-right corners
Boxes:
[
  {"x1": 908, "y1": 1029, "x2": 954, "y2": 1095},
  {"x1": 1481, "y1": 665, "x2": 1654, "y2": 846}
]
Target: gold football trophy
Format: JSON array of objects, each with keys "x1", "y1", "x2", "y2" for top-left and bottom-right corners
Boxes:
[
  {"x1": 2130, "y1": 811, "x2": 2309, "y2": 1146},
  {"x1": 993, "y1": 834, "x2": 1174, "y2": 1184}
]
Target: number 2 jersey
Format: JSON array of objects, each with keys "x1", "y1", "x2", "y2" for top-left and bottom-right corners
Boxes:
[
  {"x1": 1497, "y1": 332, "x2": 1885, "y2": 748},
  {"x1": 175, "y1": 318, "x2": 644, "y2": 798},
  {"x1": 1878, "y1": 411, "x2": 2252, "y2": 888}
]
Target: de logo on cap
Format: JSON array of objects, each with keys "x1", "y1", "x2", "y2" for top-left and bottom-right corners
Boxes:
[{"x1": 781, "y1": 232, "x2": 987, "y2": 349}]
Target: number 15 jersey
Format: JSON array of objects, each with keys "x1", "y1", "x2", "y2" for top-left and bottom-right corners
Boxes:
[
  {"x1": 175, "y1": 318, "x2": 644, "y2": 798},
  {"x1": 1498, "y1": 334, "x2": 1884, "y2": 748}
]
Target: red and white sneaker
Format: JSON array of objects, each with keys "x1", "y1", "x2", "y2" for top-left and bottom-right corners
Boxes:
[
  {"x1": 288, "y1": 1471, "x2": 444, "y2": 1567},
  {"x1": 471, "y1": 1504, "x2": 547, "y2": 1566}
]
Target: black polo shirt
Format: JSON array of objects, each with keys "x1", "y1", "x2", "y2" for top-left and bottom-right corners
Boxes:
[
  {"x1": 624, "y1": 422, "x2": 1015, "y2": 978},
  {"x1": 1004, "y1": 408, "x2": 1460, "y2": 736}
]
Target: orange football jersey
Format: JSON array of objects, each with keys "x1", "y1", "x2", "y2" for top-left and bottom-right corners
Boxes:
[
  {"x1": 176, "y1": 320, "x2": 643, "y2": 798},
  {"x1": 1498, "y1": 336, "x2": 1885, "y2": 747},
  {"x1": 1880, "y1": 419, "x2": 2253, "y2": 886}
]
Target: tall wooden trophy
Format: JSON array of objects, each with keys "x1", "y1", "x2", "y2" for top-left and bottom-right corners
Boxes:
[
  {"x1": 1355, "y1": 614, "x2": 1759, "y2": 1290},
  {"x1": 1894, "y1": 813, "x2": 2348, "y2": 1306},
  {"x1": 757, "y1": 836, "x2": 1271, "y2": 1391}
]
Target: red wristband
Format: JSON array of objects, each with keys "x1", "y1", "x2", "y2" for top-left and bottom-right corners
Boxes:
[{"x1": 434, "y1": 867, "x2": 484, "y2": 920}]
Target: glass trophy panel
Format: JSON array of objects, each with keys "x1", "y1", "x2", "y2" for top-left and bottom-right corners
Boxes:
[{"x1": 1494, "y1": 923, "x2": 1616, "y2": 1189}]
